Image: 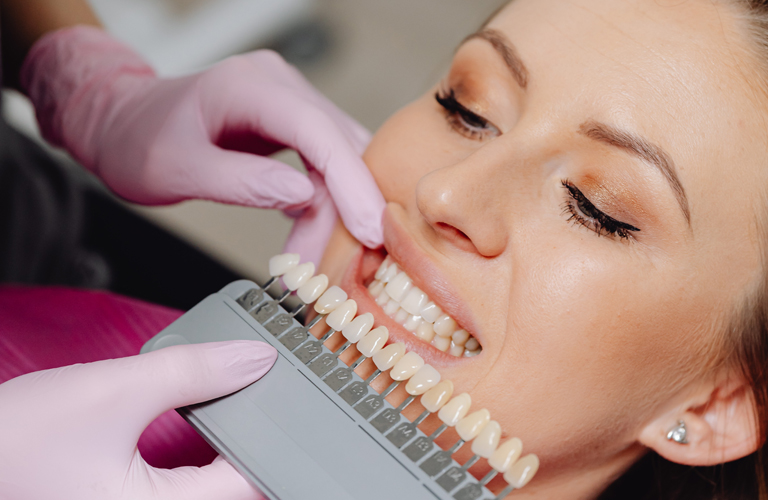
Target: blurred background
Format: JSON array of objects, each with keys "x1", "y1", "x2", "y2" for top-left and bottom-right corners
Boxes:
[{"x1": 2, "y1": 0, "x2": 506, "y2": 306}]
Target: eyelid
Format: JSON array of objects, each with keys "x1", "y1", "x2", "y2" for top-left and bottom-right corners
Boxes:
[{"x1": 435, "y1": 87, "x2": 501, "y2": 140}]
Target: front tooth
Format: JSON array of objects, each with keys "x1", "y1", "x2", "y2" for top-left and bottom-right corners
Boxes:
[
  {"x1": 282, "y1": 262, "x2": 315, "y2": 291},
  {"x1": 357, "y1": 326, "x2": 388, "y2": 357},
  {"x1": 401, "y1": 287, "x2": 428, "y2": 315},
  {"x1": 414, "y1": 322, "x2": 435, "y2": 342},
  {"x1": 471, "y1": 420, "x2": 501, "y2": 458},
  {"x1": 437, "y1": 393, "x2": 472, "y2": 426},
  {"x1": 341, "y1": 313, "x2": 374, "y2": 343},
  {"x1": 420, "y1": 301, "x2": 442, "y2": 323},
  {"x1": 367, "y1": 279, "x2": 385, "y2": 297},
  {"x1": 314, "y1": 286, "x2": 348, "y2": 314},
  {"x1": 404, "y1": 314, "x2": 422, "y2": 332},
  {"x1": 372, "y1": 342, "x2": 406, "y2": 371},
  {"x1": 452, "y1": 329, "x2": 470, "y2": 346},
  {"x1": 384, "y1": 299, "x2": 400, "y2": 316},
  {"x1": 389, "y1": 351, "x2": 425, "y2": 381},
  {"x1": 385, "y1": 272, "x2": 413, "y2": 302},
  {"x1": 455, "y1": 409, "x2": 490, "y2": 441},
  {"x1": 405, "y1": 364, "x2": 441, "y2": 395},
  {"x1": 432, "y1": 335, "x2": 451, "y2": 352},
  {"x1": 325, "y1": 299, "x2": 357, "y2": 330},
  {"x1": 268, "y1": 253, "x2": 300, "y2": 276},
  {"x1": 464, "y1": 337, "x2": 479, "y2": 352},
  {"x1": 296, "y1": 274, "x2": 328, "y2": 303},
  {"x1": 420, "y1": 380, "x2": 454, "y2": 412},
  {"x1": 381, "y1": 263, "x2": 399, "y2": 283},
  {"x1": 504, "y1": 454, "x2": 540, "y2": 489},
  {"x1": 433, "y1": 314, "x2": 457, "y2": 337},
  {"x1": 488, "y1": 438, "x2": 523, "y2": 472},
  {"x1": 449, "y1": 342, "x2": 465, "y2": 358}
]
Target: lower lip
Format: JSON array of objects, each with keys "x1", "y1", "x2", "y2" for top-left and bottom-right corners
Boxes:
[{"x1": 341, "y1": 247, "x2": 468, "y2": 367}]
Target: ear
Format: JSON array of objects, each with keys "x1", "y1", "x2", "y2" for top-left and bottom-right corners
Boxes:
[{"x1": 638, "y1": 373, "x2": 760, "y2": 466}]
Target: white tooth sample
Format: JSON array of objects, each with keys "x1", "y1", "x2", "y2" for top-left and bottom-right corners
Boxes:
[
  {"x1": 420, "y1": 301, "x2": 442, "y2": 323},
  {"x1": 488, "y1": 438, "x2": 523, "y2": 472},
  {"x1": 504, "y1": 454, "x2": 540, "y2": 489},
  {"x1": 394, "y1": 308, "x2": 409, "y2": 324},
  {"x1": 357, "y1": 326, "x2": 388, "y2": 357},
  {"x1": 384, "y1": 299, "x2": 400, "y2": 316},
  {"x1": 325, "y1": 299, "x2": 358, "y2": 330},
  {"x1": 401, "y1": 287, "x2": 428, "y2": 315},
  {"x1": 385, "y1": 272, "x2": 413, "y2": 302},
  {"x1": 268, "y1": 253, "x2": 300, "y2": 277},
  {"x1": 405, "y1": 364, "x2": 441, "y2": 395},
  {"x1": 341, "y1": 313, "x2": 374, "y2": 343},
  {"x1": 372, "y1": 342, "x2": 406, "y2": 370},
  {"x1": 297, "y1": 274, "x2": 328, "y2": 303},
  {"x1": 404, "y1": 315, "x2": 422, "y2": 332},
  {"x1": 282, "y1": 262, "x2": 315, "y2": 291},
  {"x1": 432, "y1": 335, "x2": 451, "y2": 352},
  {"x1": 415, "y1": 322, "x2": 436, "y2": 342},
  {"x1": 471, "y1": 420, "x2": 501, "y2": 458},
  {"x1": 437, "y1": 393, "x2": 472, "y2": 426},
  {"x1": 449, "y1": 342, "x2": 465, "y2": 358},
  {"x1": 390, "y1": 352, "x2": 425, "y2": 381},
  {"x1": 374, "y1": 260, "x2": 389, "y2": 280},
  {"x1": 433, "y1": 314, "x2": 457, "y2": 338},
  {"x1": 314, "y1": 286, "x2": 348, "y2": 314},
  {"x1": 421, "y1": 380, "x2": 454, "y2": 413},
  {"x1": 455, "y1": 409, "x2": 491, "y2": 441},
  {"x1": 452, "y1": 329, "x2": 470, "y2": 346},
  {"x1": 367, "y1": 280, "x2": 385, "y2": 297},
  {"x1": 381, "y1": 263, "x2": 399, "y2": 283},
  {"x1": 464, "y1": 337, "x2": 480, "y2": 352}
]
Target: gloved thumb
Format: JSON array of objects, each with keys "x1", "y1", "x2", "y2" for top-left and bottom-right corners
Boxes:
[{"x1": 146, "y1": 455, "x2": 265, "y2": 500}]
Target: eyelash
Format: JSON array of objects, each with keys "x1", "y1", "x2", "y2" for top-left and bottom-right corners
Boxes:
[
  {"x1": 562, "y1": 180, "x2": 640, "y2": 241},
  {"x1": 435, "y1": 88, "x2": 499, "y2": 140}
]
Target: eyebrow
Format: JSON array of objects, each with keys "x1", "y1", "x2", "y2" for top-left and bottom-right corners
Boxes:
[
  {"x1": 462, "y1": 28, "x2": 529, "y2": 89},
  {"x1": 579, "y1": 120, "x2": 691, "y2": 223}
]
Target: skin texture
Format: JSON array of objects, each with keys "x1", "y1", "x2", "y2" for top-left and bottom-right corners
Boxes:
[{"x1": 318, "y1": 0, "x2": 768, "y2": 497}]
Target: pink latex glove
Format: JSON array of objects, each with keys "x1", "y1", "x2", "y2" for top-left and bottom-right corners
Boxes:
[
  {"x1": 21, "y1": 26, "x2": 385, "y2": 264},
  {"x1": 0, "y1": 340, "x2": 276, "y2": 500}
]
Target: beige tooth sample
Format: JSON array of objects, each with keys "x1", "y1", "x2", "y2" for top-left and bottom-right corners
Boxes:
[
  {"x1": 268, "y1": 253, "x2": 300, "y2": 276},
  {"x1": 421, "y1": 380, "x2": 454, "y2": 413},
  {"x1": 504, "y1": 454, "x2": 540, "y2": 489},
  {"x1": 282, "y1": 262, "x2": 315, "y2": 291},
  {"x1": 437, "y1": 393, "x2": 472, "y2": 426},
  {"x1": 471, "y1": 420, "x2": 501, "y2": 458},
  {"x1": 357, "y1": 326, "x2": 388, "y2": 357},
  {"x1": 325, "y1": 299, "x2": 358, "y2": 330},
  {"x1": 385, "y1": 272, "x2": 413, "y2": 302},
  {"x1": 314, "y1": 286, "x2": 348, "y2": 314},
  {"x1": 464, "y1": 337, "x2": 480, "y2": 352},
  {"x1": 372, "y1": 342, "x2": 406, "y2": 370},
  {"x1": 401, "y1": 287, "x2": 428, "y2": 315},
  {"x1": 296, "y1": 274, "x2": 328, "y2": 303},
  {"x1": 415, "y1": 323, "x2": 436, "y2": 342},
  {"x1": 455, "y1": 409, "x2": 490, "y2": 441},
  {"x1": 433, "y1": 314, "x2": 457, "y2": 338},
  {"x1": 432, "y1": 335, "x2": 451, "y2": 352},
  {"x1": 420, "y1": 301, "x2": 442, "y2": 323},
  {"x1": 341, "y1": 313, "x2": 374, "y2": 343},
  {"x1": 488, "y1": 438, "x2": 523, "y2": 472},
  {"x1": 405, "y1": 364, "x2": 441, "y2": 395},
  {"x1": 390, "y1": 352, "x2": 425, "y2": 381}
]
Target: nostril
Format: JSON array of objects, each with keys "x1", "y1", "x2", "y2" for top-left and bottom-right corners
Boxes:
[
  {"x1": 437, "y1": 223, "x2": 470, "y2": 241},
  {"x1": 435, "y1": 222, "x2": 476, "y2": 251}
]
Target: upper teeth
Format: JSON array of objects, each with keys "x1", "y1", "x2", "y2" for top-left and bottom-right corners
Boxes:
[{"x1": 368, "y1": 256, "x2": 482, "y2": 358}]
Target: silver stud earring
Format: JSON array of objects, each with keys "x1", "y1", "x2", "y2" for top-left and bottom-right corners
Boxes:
[{"x1": 666, "y1": 420, "x2": 688, "y2": 444}]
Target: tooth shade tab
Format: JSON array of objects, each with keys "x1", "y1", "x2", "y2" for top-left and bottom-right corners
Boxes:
[
  {"x1": 420, "y1": 301, "x2": 442, "y2": 323},
  {"x1": 433, "y1": 314, "x2": 457, "y2": 338},
  {"x1": 405, "y1": 364, "x2": 441, "y2": 395},
  {"x1": 325, "y1": 299, "x2": 358, "y2": 331},
  {"x1": 489, "y1": 438, "x2": 523, "y2": 472},
  {"x1": 381, "y1": 263, "x2": 399, "y2": 283},
  {"x1": 268, "y1": 253, "x2": 300, "y2": 277},
  {"x1": 297, "y1": 274, "x2": 328, "y2": 303},
  {"x1": 455, "y1": 409, "x2": 490, "y2": 441},
  {"x1": 314, "y1": 286, "x2": 348, "y2": 314},
  {"x1": 504, "y1": 454, "x2": 540, "y2": 489},
  {"x1": 372, "y1": 342, "x2": 406, "y2": 371},
  {"x1": 390, "y1": 352, "x2": 425, "y2": 381},
  {"x1": 341, "y1": 313, "x2": 374, "y2": 343},
  {"x1": 471, "y1": 420, "x2": 501, "y2": 458},
  {"x1": 385, "y1": 272, "x2": 413, "y2": 302},
  {"x1": 414, "y1": 323, "x2": 435, "y2": 342},
  {"x1": 401, "y1": 287, "x2": 428, "y2": 315},
  {"x1": 282, "y1": 262, "x2": 315, "y2": 291},
  {"x1": 437, "y1": 393, "x2": 472, "y2": 426},
  {"x1": 421, "y1": 380, "x2": 454, "y2": 413},
  {"x1": 357, "y1": 326, "x2": 388, "y2": 357}
]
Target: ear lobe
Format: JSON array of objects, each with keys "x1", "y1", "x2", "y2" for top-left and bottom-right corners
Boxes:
[{"x1": 638, "y1": 376, "x2": 760, "y2": 466}]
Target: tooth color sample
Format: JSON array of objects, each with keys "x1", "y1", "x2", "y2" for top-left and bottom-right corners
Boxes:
[
  {"x1": 455, "y1": 409, "x2": 491, "y2": 441},
  {"x1": 297, "y1": 274, "x2": 329, "y2": 303},
  {"x1": 357, "y1": 327, "x2": 389, "y2": 357},
  {"x1": 268, "y1": 253, "x2": 300, "y2": 277},
  {"x1": 314, "y1": 286, "x2": 348, "y2": 314},
  {"x1": 385, "y1": 272, "x2": 413, "y2": 302},
  {"x1": 504, "y1": 454, "x2": 540, "y2": 489},
  {"x1": 471, "y1": 420, "x2": 501, "y2": 458},
  {"x1": 421, "y1": 380, "x2": 454, "y2": 413},
  {"x1": 464, "y1": 337, "x2": 480, "y2": 352},
  {"x1": 420, "y1": 301, "x2": 442, "y2": 323},
  {"x1": 405, "y1": 364, "x2": 441, "y2": 395},
  {"x1": 414, "y1": 323, "x2": 436, "y2": 342},
  {"x1": 372, "y1": 342, "x2": 406, "y2": 371},
  {"x1": 432, "y1": 335, "x2": 450, "y2": 352},
  {"x1": 437, "y1": 393, "x2": 472, "y2": 426},
  {"x1": 341, "y1": 313, "x2": 374, "y2": 343},
  {"x1": 282, "y1": 262, "x2": 315, "y2": 291},
  {"x1": 325, "y1": 299, "x2": 357, "y2": 330},
  {"x1": 433, "y1": 314, "x2": 457, "y2": 337},
  {"x1": 452, "y1": 329, "x2": 470, "y2": 346},
  {"x1": 401, "y1": 287, "x2": 428, "y2": 315},
  {"x1": 389, "y1": 352, "x2": 425, "y2": 381},
  {"x1": 489, "y1": 438, "x2": 523, "y2": 472}
]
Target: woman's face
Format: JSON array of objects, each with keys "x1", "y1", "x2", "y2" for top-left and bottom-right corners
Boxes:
[{"x1": 318, "y1": 0, "x2": 768, "y2": 494}]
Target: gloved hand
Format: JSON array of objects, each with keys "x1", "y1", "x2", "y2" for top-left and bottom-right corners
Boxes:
[
  {"x1": 0, "y1": 340, "x2": 277, "y2": 500},
  {"x1": 21, "y1": 26, "x2": 385, "y2": 264}
]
